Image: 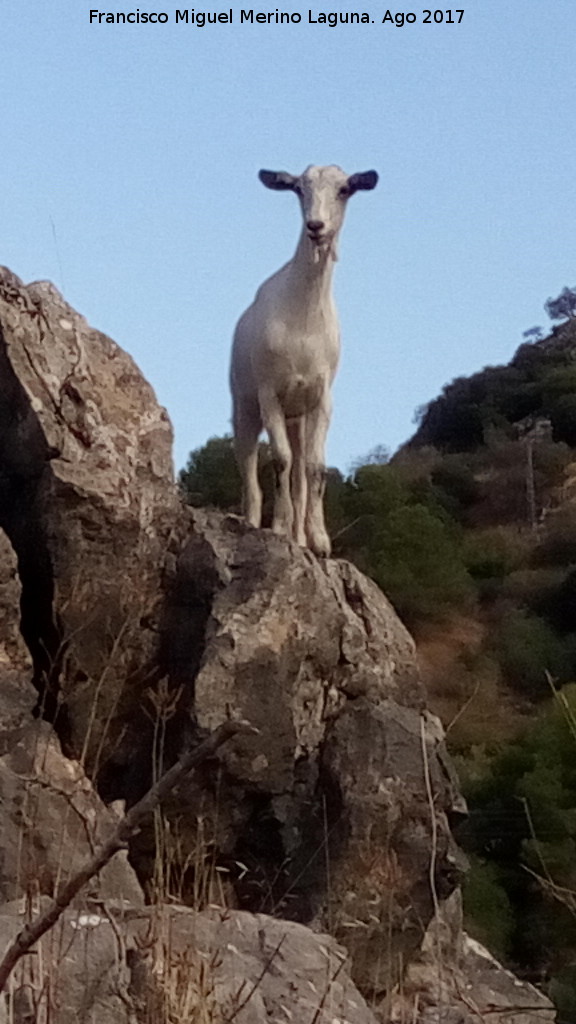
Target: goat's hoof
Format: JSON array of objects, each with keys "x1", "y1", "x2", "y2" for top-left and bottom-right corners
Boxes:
[{"x1": 308, "y1": 534, "x2": 331, "y2": 558}]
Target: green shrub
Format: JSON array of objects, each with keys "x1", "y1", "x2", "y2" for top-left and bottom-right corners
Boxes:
[
  {"x1": 493, "y1": 610, "x2": 574, "y2": 698},
  {"x1": 551, "y1": 393, "x2": 576, "y2": 446},
  {"x1": 370, "y1": 504, "x2": 474, "y2": 626},
  {"x1": 462, "y1": 856, "x2": 515, "y2": 959},
  {"x1": 550, "y1": 967, "x2": 576, "y2": 1023},
  {"x1": 179, "y1": 435, "x2": 241, "y2": 510},
  {"x1": 460, "y1": 686, "x2": 576, "y2": 996},
  {"x1": 462, "y1": 528, "x2": 527, "y2": 584},
  {"x1": 533, "y1": 509, "x2": 576, "y2": 567}
]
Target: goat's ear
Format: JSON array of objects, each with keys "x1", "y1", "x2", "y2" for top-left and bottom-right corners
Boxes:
[
  {"x1": 259, "y1": 170, "x2": 299, "y2": 191},
  {"x1": 346, "y1": 170, "x2": 379, "y2": 194}
]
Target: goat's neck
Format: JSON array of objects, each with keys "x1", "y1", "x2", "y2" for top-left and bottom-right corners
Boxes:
[{"x1": 286, "y1": 229, "x2": 337, "y2": 306}]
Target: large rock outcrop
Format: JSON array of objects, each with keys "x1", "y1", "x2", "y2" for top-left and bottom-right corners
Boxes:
[
  {"x1": 160, "y1": 511, "x2": 465, "y2": 992},
  {"x1": 0, "y1": 267, "x2": 178, "y2": 773},
  {"x1": 0, "y1": 267, "x2": 553, "y2": 1022}
]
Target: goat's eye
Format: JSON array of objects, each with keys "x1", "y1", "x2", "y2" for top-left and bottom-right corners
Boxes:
[
  {"x1": 294, "y1": 185, "x2": 303, "y2": 196},
  {"x1": 338, "y1": 186, "x2": 351, "y2": 199}
]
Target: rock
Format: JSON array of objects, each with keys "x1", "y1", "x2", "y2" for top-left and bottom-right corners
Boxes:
[
  {"x1": 0, "y1": 719, "x2": 143, "y2": 906},
  {"x1": 0, "y1": 529, "x2": 30, "y2": 676},
  {"x1": 0, "y1": 268, "x2": 180, "y2": 773},
  {"x1": 0, "y1": 528, "x2": 35, "y2": 753},
  {"x1": 458, "y1": 932, "x2": 554, "y2": 1024},
  {"x1": 160, "y1": 511, "x2": 464, "y2": 994},
  {"x1": 389, "y1": 893, "x2": 555, "y2": 1024},
  {"x1": 0, "y1": 307, "x2": 144, "y2": 910},
  {"x1": 0, "y1": 902, "x2": 379, "y2": 1024}
]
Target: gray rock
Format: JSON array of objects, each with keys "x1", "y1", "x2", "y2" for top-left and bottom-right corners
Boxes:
[
  {"x1": 0, "y1": 718, "x2": 143, "y2": 906},
  {"x1": 162, "y1": 511, "x2": 463, "y2": 994},
  {"x1": 389, "y1": 893, "x2": 554, "y2": 1024},
  {"x1": 0, "y1": 528, "x2": 36, "y2": 754},
  {"x1": 0, "y1": 902, "x2": 379, "y2": 1024},
  {"x1": 0, "y1": 267, "x2": 180, "y2": 775}
]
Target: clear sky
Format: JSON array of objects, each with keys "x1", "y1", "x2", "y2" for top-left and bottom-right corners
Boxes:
[{"x1": 3, "y1": 0, "x2": 575, "y2": 474}]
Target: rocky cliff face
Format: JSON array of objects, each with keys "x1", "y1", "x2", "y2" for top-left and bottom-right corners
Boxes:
[{"x1": 0, "y1": 267, "x2": 553, "y2": 1023}]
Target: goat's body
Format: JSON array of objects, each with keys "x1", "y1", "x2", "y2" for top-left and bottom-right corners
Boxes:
[
  {"x1": 232, "y1": 255, "x2": 340, "y2": 416},
  {"x1": 230, "y1": 164, "x2": 377, "y2": 557}
]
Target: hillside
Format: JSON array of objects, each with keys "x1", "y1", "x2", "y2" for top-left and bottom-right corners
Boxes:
[
  {"x1": 388, "y1": 316, "x2": 576, "y2": 1011},
  {"x1": 410, "y1": 317, "x2": 576, "y2": 453}
]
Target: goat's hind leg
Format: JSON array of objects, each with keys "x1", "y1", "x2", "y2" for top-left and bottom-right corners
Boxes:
[
  {"x1": 260, "y1": 389, "x2": 294, "y2": 540},
  {"x1": 233, "y1": 398, "x2": 263, "y2": 528},
  {"x1": 304, "y1": 392, "x2": 332, "y2": 557}
]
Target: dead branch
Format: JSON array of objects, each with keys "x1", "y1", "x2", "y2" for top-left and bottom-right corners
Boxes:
[
  {"x1": 223, "y1": 933, "x2": 286, "y2": 1023},
  {"x1": 0, "y1": 718, "x2": 256, "y2": 994},
  {"x1": 309, "y1": 954, "x2": 347, "y2": 1024}
]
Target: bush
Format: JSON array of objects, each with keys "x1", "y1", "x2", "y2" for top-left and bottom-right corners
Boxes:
[
  {"x1": 370, "y1": 504, "x2": 474, "y2": 626},
  {"x1": 429, "y1": 456, "x2": 480, "y2": 521},
  {"x1": 179, "y1": 436, "x2": 241, "y2": 510},
  {"x1": 460, "y1": 686, "x2": 576, "y2": 996},
  {"x1": 550, "y1": 393, "x2": 576, "y2": 446},
  {"x1": 462, "y1": 856, "x2": 515, "y2": 959},
  {"x1": 533, "y1": 509, "x2": 576, "y2": 567},
  {"x1": 493, "y1": 610, "x2": 574, "y2": 699},
  {"x1": 462, "y1": 528, "x2": 527, "y2": 585}
]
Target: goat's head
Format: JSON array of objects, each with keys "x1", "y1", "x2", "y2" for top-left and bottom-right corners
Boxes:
[{"x1": 259, "y1": 165, "x2": 378, "y2": 260}]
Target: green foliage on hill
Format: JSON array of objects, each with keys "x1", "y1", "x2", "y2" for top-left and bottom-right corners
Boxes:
[
  {"x1": 459, "y1": 685, "x2": 576, "y2": 986},
  {"x1": 328, "y1": 462, "x2": 475, "y2": 627},
  {"x1": 412, "y1": 319, "x2": 576, "y2": 452}
]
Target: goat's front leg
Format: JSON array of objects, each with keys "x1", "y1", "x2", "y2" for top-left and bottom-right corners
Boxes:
[
  {"x1": 260, "y1": 388, "x2": 294, "y2": 540},
  {"x1": 233, "y1": 399, "x2": 263, "y2": 528},
  {"x1": 305, "y1": 391, "x2": 332, "y2": 557}
]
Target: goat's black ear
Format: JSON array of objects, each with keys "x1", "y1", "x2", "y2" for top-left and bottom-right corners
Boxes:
[
  {"x1": 347, "y1": 170, "x2": 379, "y2": 194},
  {"x1": 259, "y1": 170, "x2": 298, "y2": 191}
]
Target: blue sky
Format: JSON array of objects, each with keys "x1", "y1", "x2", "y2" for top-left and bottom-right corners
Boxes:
[{"x1": 3, "y1": 0, "x2": 575, "y2": 474}]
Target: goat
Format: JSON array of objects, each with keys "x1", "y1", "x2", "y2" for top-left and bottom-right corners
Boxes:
[{"x1": 230, "y1": 164, "x2": 378, "y2": 557}]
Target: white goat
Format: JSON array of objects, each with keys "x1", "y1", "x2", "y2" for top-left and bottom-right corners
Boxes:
[{"x1": 230, "y1": 164, "x2": 378, "y2": 557}]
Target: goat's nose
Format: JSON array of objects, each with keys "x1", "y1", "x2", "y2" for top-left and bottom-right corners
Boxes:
[{"x1": 307, "y1": 220, "x2": 324, "y2": 233}]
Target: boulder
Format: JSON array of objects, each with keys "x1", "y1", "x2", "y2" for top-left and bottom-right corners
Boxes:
[
  {"x1": 0, "y1": 267, "x2": 180, "y2": 774},
  {"x1": 0, "y1": 902, "x2": 379, "y2": 1024},
  {"x1": 390, "y1": 892, "x2": 555, "y2": 1024},
  {"x1": 0, "y1": 528, "x2": 34, "y2": 750},
  {"x1": 161, "y1": 511, "x2": 464, "y2": 993},
  {"x1": 0, "y1": 718, "x2": 143, "y2": 907},
  {"x1": 0, "y1": 524, "x2": 142, "y2": 907}
]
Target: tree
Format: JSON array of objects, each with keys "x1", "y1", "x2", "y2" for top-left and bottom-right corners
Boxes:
[
  {"x1": 179, "y1": 436, "x2": 241, "y2": 510},
  {"x1": 545, "y1": 287, "x2": 576, "y2": 323},
  {"x1": 523, "y1": 326, "x2": 544, "y2": 342}
]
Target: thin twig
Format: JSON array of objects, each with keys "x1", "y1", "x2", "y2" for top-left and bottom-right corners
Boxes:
[
  {"x1": 445, "y1": 678, "x2": 481, "y2": 735},
  {"x1": 223, "y1": 933, "x2": 286, "y2": 1023},
  {"x1": 0, "y1": 718, "x2": 256, "y2": 994},
  {"x1": 309, "y1": 955, "x2": 347, "y2": 1024}
]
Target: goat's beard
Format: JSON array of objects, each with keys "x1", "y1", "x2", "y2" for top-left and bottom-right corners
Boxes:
[{"x1": 312, "y1": 237, "x2": 339, "y2": 263}]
